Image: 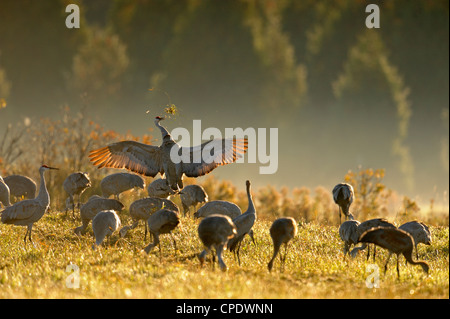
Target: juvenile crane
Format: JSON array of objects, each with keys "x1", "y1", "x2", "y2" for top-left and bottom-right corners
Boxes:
[
  {"x1": 74, "y1": 196, "x2": 124, "y2": 235},
  {"x1": 100, "y1": 172, "x2": 145, "y2": 200},
  {"x1": 399, "y1": 221, "x2": 431, "y2": 259},
  {"x1": 63, "y1": 172, "x2": 91, "y2": 216},
  {"x1": 359, "y1": 226, "x2": 429, "y2": 279},
  {"x1": 180, "y1": 184, "x2": 208, "y2": 217},
  {"x1": 3, "y1": 174, "x2": 37, "y2": 201},
  {"x1": 332, "y1": 183, "x2": 354, "y2": 224},
  {"x1": 267, "y1": 217, "x2": 298, "y2": 272},
  {"x1": 198, "y1": 214, "x2": 237, "y2": 272},
  {"x1": 119, "y1": 197, "x2": 179, "y2": 239},
  {"x1": 89, "y1": 116, "x2": 248, "y2": 191},
  {"x1": 143, "y1": 208, "x2": 180, "y2": 258},
  {"x1": 1, "y1": 165, "x2": 58, "y2": 246},
  {"x1": 227, "y1": 180, "x2": 256, "y2": 266},
  {"x1": 194, "y1": 200, "x2": 242, "y2": 219},
  {"x1": 0, "y1": 176, "x2": 11, "y2": 208},
  {"x1": 92, "y1": 210, "x2": 121, "y2": 250}
]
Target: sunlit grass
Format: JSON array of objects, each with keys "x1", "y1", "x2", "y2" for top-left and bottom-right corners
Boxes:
[{"x1": 0, "y1": 209, "x2": 447, "y2": 299}]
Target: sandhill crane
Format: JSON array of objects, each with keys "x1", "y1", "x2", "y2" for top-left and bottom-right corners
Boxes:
[
  {"x1": 1, "y1": 165, "x2": 58, "y2": 246},
  {"x1": 180, "y1": 184, "x2": 208, "y2": 217},
  {"x1": 74, "y1": 196, "x2": 124, "y2": 235},
  {"x1": 332, "y1": 183, "x2": 354, "y2": 224},
  {"x1": 338, "y1": 219, "x2": 360, "y2": 259},
  {"x1": 194, "y1": 199, "x2": 255, "y2": 244},
  {"x1": 147, "y1": 178, "x2": 175, "y2": 198},
  {"x1": 119, "y1": 197, "x2": 179, "y2": 239},
  {"x1": 143, "y1": 209, "x2": 180, "y2": 258},
  {"x1": 100, "y1": 172, "x2": 145, "y2": 200},
  {"x1": 267, "y1": 217, "x2": 298, "y2": 272},
  {"x1": 63, "y1": 172, "x2": 91, "y2": 216},
  {"x1": 89, "y1": 116, "x2": 248, "y2": 191},
  {"x1": 194, "y1": 200, "x2": 241, "y2": 219},
  {"x1": 399, "y1": 221, "x2": 431, "y2": 259},
  {"x1": 91, "y1": 210, "x2": 121, "y2": 250},
  {"x1": 0, "y1": 176, "x2": 11, "y2": 208},
  {"x1": 3, "y1": 174, "x2": 37, "y2": 201},
  {"x1": 350, "y1": 218, "x2": 396, "y2": 260},
  {"x1": 227, "y1": 180, "x2": 256, "y2": 266},
  {"x1": 359, "y1": 226, "x2": 429, "y2": 278},
  {"x1": 198, "y1": 214, "x2": 237, "y2": 272}
]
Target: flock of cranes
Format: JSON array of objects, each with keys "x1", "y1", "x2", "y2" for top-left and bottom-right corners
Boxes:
[{"x1": 0, "y1": 117, "x2": 433, "y2": 278}]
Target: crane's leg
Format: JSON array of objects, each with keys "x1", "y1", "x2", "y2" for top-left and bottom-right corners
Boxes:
[
  {"x1": 170, "y1": 233, "x2": 177, "y2": 254},
  {"x1": 216, "y1": 244, "x2": 227, "y2": 272},
  {"x1": 236, "y1": 241, "x2": 242, "y2": 266},
  {"x1": 396, "y1": 253, "x2": 400, "y2": 280},
  {"x1": 384, "y1": 252, "x2": 392, "y2": 275},
  {"x1": 373, "y1": 246, "x2": 377, "y2": 262}
]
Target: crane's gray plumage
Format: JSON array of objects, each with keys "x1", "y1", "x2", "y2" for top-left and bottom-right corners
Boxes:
[
  {"x1": 227, "y1": 180, "x2": 256, "y2": 266},
  {"x1": 74, "y1": 196, "x2": 124, "y2": 235},
  {"x1": 198, "y1": 214, "x2": 237, "y2": 272},
  {"x1": 332, "y1": 183, "x2": 354, "y2": 224},
  {"x1": 1, "y1": 165, "x2": 58, "y2": 246},
  {"x1": 3, "y1": 174, "x2": 37, "y2": 201},
  {"x1": 339, "y1": 219, "x2": 360, "y2": 258},
  {"x1": 100, "y1": 172, "x2": 145, "y2": 200},
  {"x1": 268, "y1": 217, "x2": 298, "y2": 272},
  {"x1": 0, "y1": 176, "x2": 11, "y2": 208},
  {"x1": 91, "y1": 210, "x2": 121, "y2": 250},
  {"x1": 399, "y1": 220, "x2": 431, "y2": 259},
  {"x1": 350, "y1": 218, "x2": 396, "y2": 259},
  {"x1": 359, "y1": 226, "x2": 429, "y2": 278},
  {"x1": 89, "y1": 116, "x2": 248, "y2": 191},
  {"x1": 147, "y1": 178, "x2": 176, "y2": 198},
  {"x1": 119, "y1": 197, "x2": 179, "y2": 239},
  {"x1": 63, "y1": 172, "x2": 91, "y2": 216},
  {"x1": 194, "y1": 200, "x2": 241, "y2": 219},
  {"x1": 180, "y1": 184, "x2": 208, "y2": 217},
  {"x1": 143, "y1": 208, "x2": 180, "y2": 257}
]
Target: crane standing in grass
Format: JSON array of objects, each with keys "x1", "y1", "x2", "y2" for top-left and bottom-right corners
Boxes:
[
  {"x1": 1, "y1": 165, "x2": 58, "y2": 246},
  {"x1": 359, "y1": 226, "x2": 429, "y2": 279},
  {"x1": 338, "y1": 219, "x2": 360, "y2": 259},
  {"x1": 143, "y1": 208, "x2": 180, "y2": 258},
  {"x1": 332, "y1": 183, "x2": 354, "y2": 224},
  {"x1": 179, "y1": 184, "x2": 208, "y2": 217},
  {"x1": 92, "y1": 210, "x2": 121, "y2": 250},
  {"x1": 198, "y1": 214, "x2": 237, "y2": 272},
  {"x1": 63, "y1": 172, "x2": 91, "y2": 217},
  {"x1": 399, "y1": 220, "x2": 431, "y2": 259},
  {"x1": 100, "y1": 172, "x2": 145, "y2": 200},
  {"x1": 268, "y1": 217, "x2": 298, "y2": 272},
  {"x1": 3, "y1": 174, "x2": 37, "y2": 201},
  {"x1": 227, "y1": 180, "x2": 256, "y2": 266},
  {"x1": 89, "y1": 116, "x2": 248, "y2": 192}
]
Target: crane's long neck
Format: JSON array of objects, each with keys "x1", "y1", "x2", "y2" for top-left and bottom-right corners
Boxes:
[
  {"x1": 155, "y1": 119, "x2": 171, "y2": 140},
  {"x1": 246, "y1": 183, "x2": 255, "y2": 215},
  {"x1": 403, "y1": 250, "x2": 429, "y2": 274},
  {"x1": 36, "y1": 168, "x2": 50, "y2": 207}
]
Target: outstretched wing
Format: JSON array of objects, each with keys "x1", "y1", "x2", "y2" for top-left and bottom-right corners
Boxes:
[
  {"x1": 181, "y1": 138, "x2": 248, "y2": 177},
  {"x1": 89, "y1": 141, "x2": 163, "y2": 177}
]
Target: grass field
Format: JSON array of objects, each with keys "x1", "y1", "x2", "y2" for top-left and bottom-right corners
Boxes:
[{"x1": 0, "y1": 207, "x2": 448, "y2": 299}]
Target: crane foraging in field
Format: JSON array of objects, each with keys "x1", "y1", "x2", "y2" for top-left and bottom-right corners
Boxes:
[
  {"x1": 198, "y1": 214, "x2": 237, "y2": 272},
  {"x1": 267, "y1": 217, "x2": 298, "y2": 272},
  {"x1": 92, "y1": 210, "x2": 121, "y2": 250},
  {"x1": 89, "y1": 116, "x2": 248, "y2": 191},
  {"x1": 227, "y1": 180, "x2": 256, "y2": 266},
  {"x1": 350, "y1": 218, "x2": 396, "y2": 260},
  {"x1": 143, "y1": 208, "x2": 180, "y2": 258},
  {"x1": 332, "y1": 183, "x2": 354, "y2": 224},
  {"x1": 147, "y1": 178, "x2": 176, "y2": 198},
  {"x1": 338, "y1": 219, "x2": 361, "y2": 259},
  {"x1": 399, "y1": 221, "x2": 431, "y2": 259},
  {"x1": 180, "y1": 184, "x2": 208, "y2": 217},
  {"x1": 74, "y1": 196, "x2": 124, "y2": 235},
  {"x1": 119, "y1": 197, "x2": 179, "y2": 240},
  {"x1": 63, "y1": 172, "x2": 91, "y2": 217},
  {"x1": 194, "y1": 200, "x2": 241, "y2": 219},
  {"x1": 0, "y1": 176, "x2": 11, "y2": 208},
  {"x1": 359, "y1": 226, "x2": 429, "y2": 279},
  {"x1": 1, "y1": 165, "x2": 58, "y2": 246},
  {"x1": 100, "y1": 172, "x2": 145, "y2": 200},
  {"x1": 3, "y1": 174, "x2": 37, "y2": 201}
]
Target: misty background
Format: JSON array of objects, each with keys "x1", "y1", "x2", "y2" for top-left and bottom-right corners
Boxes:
[{"x1": 0, "y1": 0, "x2": 448, "y2": 206}]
